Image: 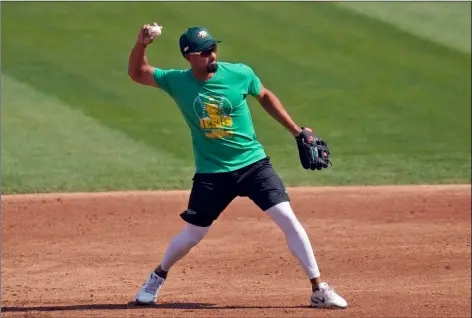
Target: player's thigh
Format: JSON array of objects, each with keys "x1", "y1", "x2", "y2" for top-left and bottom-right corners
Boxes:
[
  {"x1": 180, "y1": 173, "x2": 237, "y2": 227},
  {"x1": 239, "y1": 158, "x2": 290, "y2": 211}
]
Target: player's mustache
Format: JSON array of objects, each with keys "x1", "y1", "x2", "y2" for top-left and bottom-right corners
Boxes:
[{"x1": 207, "y1": 60, "x2": 218, "y2": 72}]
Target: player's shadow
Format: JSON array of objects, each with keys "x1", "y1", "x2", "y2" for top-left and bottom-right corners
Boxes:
[{"x1": 2, "y1": 302, "x2": 311, "y2": 312}]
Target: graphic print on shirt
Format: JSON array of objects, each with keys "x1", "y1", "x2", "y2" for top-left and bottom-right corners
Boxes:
[{"x1": 193, "y1": 93, "x2": 234, "y2": 139}]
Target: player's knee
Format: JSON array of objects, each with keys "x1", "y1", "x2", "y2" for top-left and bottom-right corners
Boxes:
[
  {"x1": 266, "y1": 202, "x2": 303, "y2": 233},
  {"x1": 284, "y1": 219, "x2": 307, "y2": 238},
  {"x1": 187, "y1": 235, "x2": 204, "y2": 247},
  {"x1": 183, "y1": 223, "x2": 209, "y2": 246}
]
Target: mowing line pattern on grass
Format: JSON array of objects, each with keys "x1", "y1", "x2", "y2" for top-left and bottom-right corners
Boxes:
[
  {"x1": 1, "y1": 2, "x2": 470, "y2": 193},
  {"x1": 336, "y1": 2, "x2": 471, "y2": 53},
  {"x1": 1, "y1": 75, "x2": 194, "y2": 194}
]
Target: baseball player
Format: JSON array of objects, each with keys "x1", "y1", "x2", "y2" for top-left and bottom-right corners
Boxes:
[{"x1": 128, "y1": 23, "x2": 348, "y2": 309}]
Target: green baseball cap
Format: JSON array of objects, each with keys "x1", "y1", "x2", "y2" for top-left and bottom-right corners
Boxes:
[{"x1": 179, "y1": 27, "x2": 221, "y2": 55}]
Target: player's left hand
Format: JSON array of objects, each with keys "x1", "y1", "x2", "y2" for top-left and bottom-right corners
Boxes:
[{"x1": 295, "y1": 127, "x2": 332, "y2": 171}]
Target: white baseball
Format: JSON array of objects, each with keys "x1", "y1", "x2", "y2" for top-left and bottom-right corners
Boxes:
[{"x1": 148, "y1": 25, "x2": 162, "y2": 37}]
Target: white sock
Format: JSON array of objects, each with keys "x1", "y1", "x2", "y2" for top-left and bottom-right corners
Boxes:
[
  {"x1": 160, "y1": 223, "x2": 210, "y2": 272},
  {"x1": 266, "y1": 201, "x2": 320, "y2": 279}
]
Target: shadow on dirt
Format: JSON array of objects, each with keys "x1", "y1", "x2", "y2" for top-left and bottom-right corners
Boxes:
[{"x1": 2, "y1": 302, "x2": 311, "y2": 312}]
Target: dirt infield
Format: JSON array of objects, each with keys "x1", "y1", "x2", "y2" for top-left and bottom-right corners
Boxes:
[{"x1": 1, "y1": 185, "x2": 471, "y2": 317}]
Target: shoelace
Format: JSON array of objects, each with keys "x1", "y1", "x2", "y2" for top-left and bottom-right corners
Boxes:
[
  {"x1": 144, "y1": 275, "x2": 162, "y2": 294},
  {"x1": 317, "y1": 285, "x2": 336, "y2": 299},
  {"x1": 325, "y1": 286, "x2": 343, "y2": 301}
]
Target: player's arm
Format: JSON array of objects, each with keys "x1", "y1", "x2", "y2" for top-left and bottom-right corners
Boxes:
[
  {"x1": 256, "y1": 84, "x2": 332, "y2": 171},
  {"x1": 128, "y1": 42, "x2": 157, "y2": 87},
  {"x1": 255, "y1": 85, "x2": 302, "y2": 137},
  {"x1": 128, "y1": 23, "x2": 159, "y2": 87}
]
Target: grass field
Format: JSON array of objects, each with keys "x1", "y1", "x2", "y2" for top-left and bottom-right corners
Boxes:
[{"x1": 1, "y1": 2, "x2": 471, "y2": 194}]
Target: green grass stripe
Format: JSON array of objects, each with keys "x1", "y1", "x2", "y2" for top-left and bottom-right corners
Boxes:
[
  {"x1": 336, "y1": 2, "x2": 471, "y2": 53},
  {"x1": 1, "y1": 75, "x2": 194, "y2": 194},
  {"x1": 1, "y1": 2, "x2": 470, "y2": 193}
]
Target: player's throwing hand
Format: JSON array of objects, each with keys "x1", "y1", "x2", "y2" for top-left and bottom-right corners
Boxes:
[{"x1": 138, "y1": 22, "x2": 162, "y2": 45}]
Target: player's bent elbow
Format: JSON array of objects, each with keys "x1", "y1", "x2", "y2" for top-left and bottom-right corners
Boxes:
[
  {"x1": 128, "y1": 71, "x2": 139, "y2": 83},
  {"x1": 128, "y1": 69, "x2": 141, "y2": 82},
  {"x1": 128, "y1": 71, "x2": 157, "y2": 88}
]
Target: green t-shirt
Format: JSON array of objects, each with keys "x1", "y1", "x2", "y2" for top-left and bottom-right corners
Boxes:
[{"x1": 153, "y1": 62, "x2": 267, "y2": 173}]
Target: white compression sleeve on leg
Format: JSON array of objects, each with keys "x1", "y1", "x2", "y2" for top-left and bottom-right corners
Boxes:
[
  {"x1": 266, "y1": 201, "x2": 320, "y2": 279},
  {"x1": 160, "y1": 223, "x2": 210, "y2": 272}
]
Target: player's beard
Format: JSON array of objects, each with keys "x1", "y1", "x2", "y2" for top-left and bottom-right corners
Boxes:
[{"x1": 207, "y1": 60, "x2": 218, "y2": 73}]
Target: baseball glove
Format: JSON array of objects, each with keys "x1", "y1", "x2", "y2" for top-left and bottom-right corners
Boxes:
[{"x1": 295, "y1": 127, "x2": 332, "y2": 171}]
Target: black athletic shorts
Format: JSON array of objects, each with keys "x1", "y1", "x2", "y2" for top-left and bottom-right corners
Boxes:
[{"x1": 180, "y1": 157, "x2": 290, "y2": 227}]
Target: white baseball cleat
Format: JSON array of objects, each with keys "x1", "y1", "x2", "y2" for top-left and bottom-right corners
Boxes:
[
  {"x1": 135, "y1": 271, "x2": 166, "y2": 305},
  {"x1": 310, "y1": 282, "x2": 348, "y2": 309}
]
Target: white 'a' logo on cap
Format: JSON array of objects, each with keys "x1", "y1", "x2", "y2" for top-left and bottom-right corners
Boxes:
[{"x1": 198, "y1": 30, "x2": 208, "y2": 38}]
